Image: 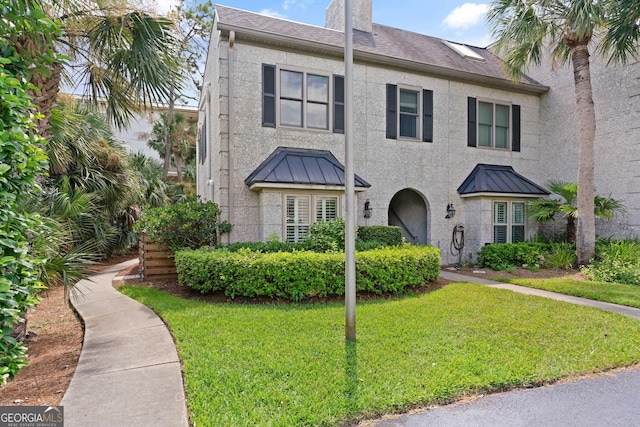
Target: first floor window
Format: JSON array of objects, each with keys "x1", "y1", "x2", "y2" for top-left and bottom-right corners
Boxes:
[
  {"x1": 493, "y1": 201, "x2": 525, "y2": 243},
  {"x1": 286, "y1": 194, "x2": 340, "y2": 242}
]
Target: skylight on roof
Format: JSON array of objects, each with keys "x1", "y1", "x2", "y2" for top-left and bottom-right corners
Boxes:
[{"x1": 442, "y1": 40, "x2": 485, "y2": 62}]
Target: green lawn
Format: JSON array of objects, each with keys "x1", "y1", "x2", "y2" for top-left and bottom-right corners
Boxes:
[
  {"x1": 503, "y1": 277, "x2": 640, "y2": 308},
  {"x1": 119, "y1": 283, "x2": 640, "y2": 426}
]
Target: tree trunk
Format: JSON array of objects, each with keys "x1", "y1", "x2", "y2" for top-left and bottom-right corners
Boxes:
[
  {"x1": 13, "y1": 34, "x2": 63, "y2": 139},
  {"x1": 163, "y1": 91, "x2": 175, "y2": 179},
  {"x1": 570, "y1": 43, "x2": 596, "y2": 266},
  {"x1": 173, "y1": 145, "x2": 183, "y2": 183}
]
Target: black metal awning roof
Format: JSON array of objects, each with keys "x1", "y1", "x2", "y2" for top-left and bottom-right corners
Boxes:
[
  {"x1": 245, "y1": 147, "x2": 371, "y2": 189},
  {"x1": 457, "y1": 164, "x2": 549, "y2": 197}
]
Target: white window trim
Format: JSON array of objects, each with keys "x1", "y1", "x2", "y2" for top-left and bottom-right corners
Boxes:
[
  {"x1": 275, "y1": 64, "x2": 333, "y2": 132},
  {"x1": 283, "y1": 193, "x2": 342, "y2": 242},
  {"x1": 477, "y1": 98, "x2": 512, "y2": 150},
  {"x1": 492, "y1": 200, "x2": 526, "y2": 244},
  {"x1": 397, "y1": 84, "x2": 422, "y2": 141}
]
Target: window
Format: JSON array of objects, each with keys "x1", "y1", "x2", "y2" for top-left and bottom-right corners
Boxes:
[
  {"x1": 386, "y1": 84, "x2": 433, "y2": 142},
  {"x1": 285, "y1": 194, "x2": 340, "y2": 242},
  {"x1": 493, "y1": 201, "x2": 525, "y2": 243},
  {"x1": 468, "y1": 97, "x2": 521, "y2": 152},
  {"x1": 262, "y1": 64, "x2": 344, "y2": 133}
]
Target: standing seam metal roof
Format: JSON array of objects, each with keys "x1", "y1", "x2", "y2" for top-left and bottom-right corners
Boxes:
[
  {"x1": 457, "y1": 164, "x2": 550, "y2": 196},
  {"x1": 245, "y1": 147, "x2": 371, "y2": 188}
]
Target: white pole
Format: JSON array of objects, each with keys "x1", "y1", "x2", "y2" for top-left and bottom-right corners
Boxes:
[{"x1": 344, "y1": 0, "x2": 356, "y2": 341}]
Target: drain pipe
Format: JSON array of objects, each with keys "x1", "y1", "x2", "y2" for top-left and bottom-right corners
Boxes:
[
  {"x1": 199, "y1": 82, "x2": 214, "y2": 202},
  {"x1": 227, "y1": 30, "x2": 236, "y2": 241}
]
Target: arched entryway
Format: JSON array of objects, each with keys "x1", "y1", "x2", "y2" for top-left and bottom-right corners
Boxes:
[{"x1": 388, "y1": 189, "x2": 430, "y2": 244}]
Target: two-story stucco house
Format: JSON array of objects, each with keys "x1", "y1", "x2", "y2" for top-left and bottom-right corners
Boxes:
[{"x1": 196, "y1": 0, "x2": 600, "y2": 264}]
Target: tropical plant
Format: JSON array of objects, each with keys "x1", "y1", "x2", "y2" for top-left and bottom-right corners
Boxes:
[
  {"x1": 160, "y1": 0, "x2": 214, "y2": 177},
  {"x1": 12, "y1": 0, "x2": 183, "y2": 137},
  {"x1": 147, "y1": 112, "x2": 197, "y2": 183},
  {"x1": 528, "y1": 180, "x2": 624, "y2": 244},
  {"x1": 0, "y1": 0, "x2": 58, "y2": 383},
  {"x1": 487, "y1": 0, "x2": 640, "y2": 265}
]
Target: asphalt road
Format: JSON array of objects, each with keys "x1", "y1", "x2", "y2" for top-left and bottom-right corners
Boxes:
[{"x1": 370, "y1": 366, "x2": 640, "y2": 427}]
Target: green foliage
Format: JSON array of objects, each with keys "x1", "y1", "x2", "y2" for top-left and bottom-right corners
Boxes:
[
  {"x1": 477, "y1": 242, "x2": 553, "y2": 271},
  {"x1": 582, "y1": 239, "x2": 640, "y2": 285},
  {"x1": 545, "y1": 243, "x2": 578, "y2": 269},
  {"x1": 120, "y1": 283, "x2": 640, "y2": 426},
  {"x1": 528, "y1": 180, "x2": 624, "y2": 243},
  {"x1": 357, "y1": 225, "x2": 403, "y2": 246},
  {"x1": 0, "y1": 0, "x2": 60, "y2": 383},
  {"x1": 305, "y1": 217, "x2": 346, "y2": 252},
  {"x1": 175, "y1": 245, "x2": 441, "y2": 301},
  {"x1": 134, "y1": 198, "x2": 231, "y2": 251}
]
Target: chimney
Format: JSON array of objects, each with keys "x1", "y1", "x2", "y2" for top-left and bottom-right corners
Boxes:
[{"x1": 326, "y1": 0, "x2": 372, "y2": 33}]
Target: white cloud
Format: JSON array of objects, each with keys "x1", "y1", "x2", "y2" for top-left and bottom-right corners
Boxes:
[
  {"x1": 138, "y1": 0, "x2": 179, "y2": 15},
  {"x1": 442, "y1": 3, "x2": 489, "y2": 30},
  {"x1": 259, "y1": 8, "x2": 287, "y2": 19},
  {"x1": 282, "y1": 0, "x2": 296, "y2": 11}
]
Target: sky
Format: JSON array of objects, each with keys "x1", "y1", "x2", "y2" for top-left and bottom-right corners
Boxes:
[{"x1": 150, "y1": 0, "x2": 494, "y2": 47}]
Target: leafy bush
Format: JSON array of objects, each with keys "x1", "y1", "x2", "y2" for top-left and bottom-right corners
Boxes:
[
  {"x1": 544, "y1": 243, "x2": 577, "y2": 269},
  {"x1": 477, "y1": 242, "x2": 553, "y2": 271},
  {"x1": 357, "y1": 226, "x2": 403, "y2": 246},
  {"x1": 305, "y1": 217, "x2": 346, "y2": 252},
  {"x1": 175, "y1": 245, "x2": 440, "y2": 301},
  {"x1": 582, "y1": 239, "x2": 640, "y2": 285},
  {"x1": 134, "y1": 198, "x2": 231, "y2": 251},
  {"x1": 0, "y1": 0, "x2": 60, "y2": 383}
]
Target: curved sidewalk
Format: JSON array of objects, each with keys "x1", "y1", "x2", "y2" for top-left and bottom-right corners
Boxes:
[{"x1": 60, "y1": 259, "x2": 188, "y2": 427}]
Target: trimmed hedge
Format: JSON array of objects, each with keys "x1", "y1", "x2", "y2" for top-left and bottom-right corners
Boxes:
[
  {"x1": 175, "y1": 245, "x2": 440, "y2": 301},
  {"x1": 357, "y1": 225, "x2": 403, "y2": 246}
]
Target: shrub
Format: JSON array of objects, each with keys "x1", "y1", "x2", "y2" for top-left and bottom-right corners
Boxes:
[
  {"x1": 134, "y1": 197, "x2": 231, "y2": 251},
  {"x1": 175, "y1": 245, "x2": 441, "y2": 301},
  {"x1": 305, "y1": 217, "x2": 346, "y2": 252},
  {"x1": 357, "y1": 226, "x2": 403, "y2": 246},
  {"x1": 582, "y1": 239, "x2": 640, "y2": 285},
  {"x1": 477, "y1": 242, "x2": 553, "y2": 271},
  {"x1": 544, "y1": 243, "x2": 577, "y2": 269}
]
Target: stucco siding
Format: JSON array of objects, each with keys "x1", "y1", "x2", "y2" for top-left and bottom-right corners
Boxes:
[
  {"x1": 199, "y1": 28, "x2": 546, "y2": 263},
  {"x1": 527, "y1": 52, "x2": 640, "y2": 238}
]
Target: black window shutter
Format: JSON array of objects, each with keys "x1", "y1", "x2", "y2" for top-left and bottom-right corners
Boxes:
[
  {"x1": 422, "y1": 89, "x2": 433, "y2": 142},
  {"x1": 262, "y1": 64, "x2": 276, "y2": 127},
  {"x1": 333, "y1": 75, "x2": 344, "y2": 134},
  {"x1": 467, "y1": 97, "x2": 477, "y2": 147},
  {"x1": 386, "y1": 84, "x2": 397, "y2": 139},
  {"x1": 512, "y1": 104, "x2": 521, "y2": 152}
]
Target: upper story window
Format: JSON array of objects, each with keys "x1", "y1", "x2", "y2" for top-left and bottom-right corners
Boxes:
[
  {"x1": 468, "y1": 97, "x2": 521, "y2": 152},
  {"x1": 262, "y1": 64, "x2": 344, "y2": 133},
  {"x1": 386, "y1": 84, "x2": 433, "y2": 142}
]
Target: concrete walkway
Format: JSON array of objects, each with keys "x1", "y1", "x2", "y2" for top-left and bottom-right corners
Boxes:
[
  {"x1": 60, "y1": 259, "x2": 188, "y2": 427},
  {"x1": 366, "y1": 270, "x2": 640, "y2": 426},
  {"x1": 440, "y1": 270, "x2": 640, "y2": 319}
]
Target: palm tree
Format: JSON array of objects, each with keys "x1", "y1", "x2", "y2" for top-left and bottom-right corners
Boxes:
[
  {"x1": 14, "y1": 0, "x2": 182, "y2": 137},
  {"x1": 528, "y1": 180, "x2": 624, "y2": 243},
  {"x1": 487, "y1": 0, "x2": 640, "y2": 265},
  {"x1": 147, "y1": 112, "x2": 197, "y2": 183}
]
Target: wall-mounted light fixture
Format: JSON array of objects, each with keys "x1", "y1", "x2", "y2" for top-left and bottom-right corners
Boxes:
[
  {"x1": 364, "y1": 200, "x2": 373, "y2": 218},
  {"x1": 445, "y1": 202, "x2": 456, "y2": 219}
]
